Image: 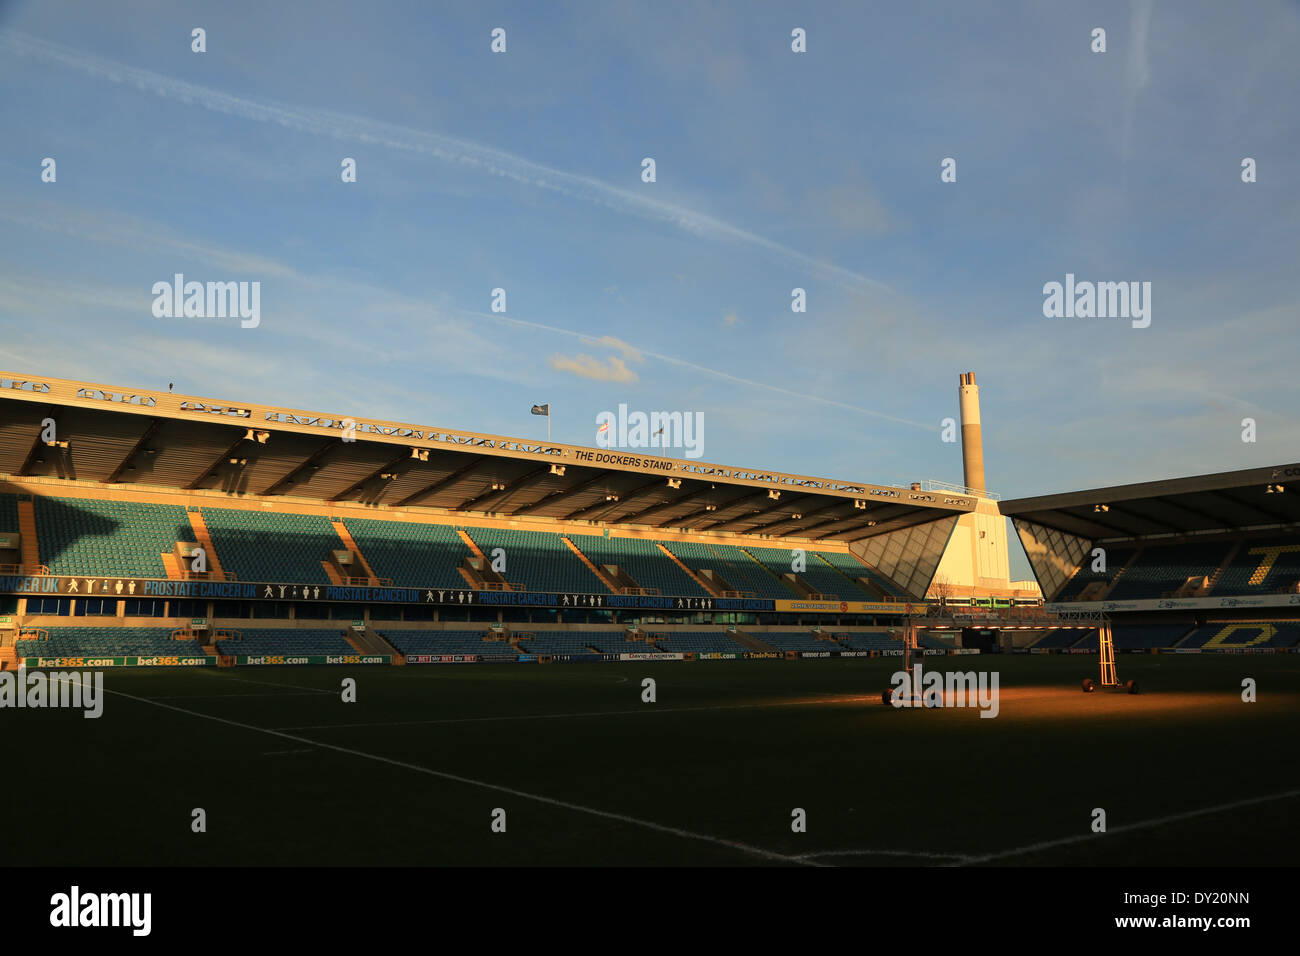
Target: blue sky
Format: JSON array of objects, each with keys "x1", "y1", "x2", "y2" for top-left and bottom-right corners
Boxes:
[{"x1": 2, "y1": 1, "x2": 1299, "y2": 581}]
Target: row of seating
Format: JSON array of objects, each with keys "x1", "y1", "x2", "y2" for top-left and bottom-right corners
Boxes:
[
  {"x1": 1057, "y1": 537, "x2": 1300, "y2": 600},
  {"x1": 214, "y1": 628, "x2": 357, "y2": 656},
  {"x1": 15, "y1": 626, "x2": 206, "y2": 658},
  {"x1": 7, "y1": 493, "x2": 907, "y2": 598},
  {"x1": 1033, "y1": 622, "x2": 1300, "y2": 650}
]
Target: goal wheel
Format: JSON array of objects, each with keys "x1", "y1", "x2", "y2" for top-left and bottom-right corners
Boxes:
[
  {"x1": 1125, "y1": 679, "x2": 1140, "y2": 694},
  {"x1": 1081, "y1": 677, "x2": 1095, "y2": 692}
]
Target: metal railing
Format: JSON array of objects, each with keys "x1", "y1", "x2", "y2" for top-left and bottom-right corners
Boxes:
[
  {"x1": 893, "y1": 478, "x2": 1000, "y2": 501},
  {"x1": 0, "y1": 564, "x2": 50, "y2": 576}
]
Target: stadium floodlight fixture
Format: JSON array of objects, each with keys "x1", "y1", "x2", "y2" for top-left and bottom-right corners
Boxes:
[
  {"x1": 666, "y1": 477, "x2": 681, "y2": 489},
  {"x1": 853, "y1": 499, "x2": 867, "y2": 510},
  {"x1": 705, "y1": 503, "x2": 717, "y2": 512},
  {"x1": 410, "y1": 448, "x2": 429, "y2": 461},
  {"x1": 244, "y1": 428, "x2": 270, "y2": 443},
  {"x1": 1265, "y1": 484, "x2": 1284, "y2": 494},
  {"x1": 768, "y1": 489, "x2": 781, "y2": 500},
  {"x1": 380, "y1": 473, "x2": 398, "y2": 480},
  {"x1": 491, "y1": 481, "x2": 506, "y2": 491},
  {"x1": 1094, "y1": 504, "x2": 1110, "y2": 513},
  {"x1": 228, "y1": 457, "x2": 247, "y2": 466},
  {"x1": 605, "y1": 493, "x2": 619, "y2": 502},
  {"x1": 549, "y1": 463, "x2": 565, "y2": 476}
]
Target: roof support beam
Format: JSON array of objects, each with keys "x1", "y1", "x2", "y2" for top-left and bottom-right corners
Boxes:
[
  {"x1": 394, "y1": 455, "x2": 485, "y2": 507},
  {"x1": 16, "y1": 404, "x2": 56, "y2": 476},
  {"x1": 661, "y1": 491, "x2": 766, "y2": 530},
  {"x1": 563, "y1": 477, "x2": 667, "y2": 522},
  {"x1": 103, "y1": 418, "x2": 162, "y2": 483},
  {"x1": 186, "y1": 432, "x2": 250, "y2": 490},
  {"x1": 329, "y1": 450, "x2": 413, "y2": 503},
  {"x1": 515, "y1": 472, "x2": 611, "y2": 517},
  {"x1": 456, "y1": 465, "x2": 551, "y2": 513},
  {"x1": 261, "y1": 438, "x2": 343, "y2": 496}
]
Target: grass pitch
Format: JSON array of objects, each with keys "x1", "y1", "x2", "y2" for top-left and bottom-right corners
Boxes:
[{"x1": 6, "y1": 655, "x2": 1298, "y2": 866}]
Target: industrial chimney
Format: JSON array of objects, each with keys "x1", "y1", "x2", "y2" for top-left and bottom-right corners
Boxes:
[{"x1": 958, "y1": 372, "x2": 985, "y2": 495}]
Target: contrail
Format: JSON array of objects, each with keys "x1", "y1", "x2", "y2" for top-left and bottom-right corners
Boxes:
[
  {"x1": 1, "y1": 30, "x2": 892, "y2": 296},
  {"x1": 462, "y1": 309, "x2": 937, "y2": 430}
]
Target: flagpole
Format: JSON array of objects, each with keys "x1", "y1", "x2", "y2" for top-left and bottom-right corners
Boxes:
[{"x1": 547, "y1": 408, "x2": 550, "y2": 444}]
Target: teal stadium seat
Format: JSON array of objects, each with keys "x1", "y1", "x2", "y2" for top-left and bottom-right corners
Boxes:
[{"x1": 33, "y1": 497, "x2": 194, "y2": 578}]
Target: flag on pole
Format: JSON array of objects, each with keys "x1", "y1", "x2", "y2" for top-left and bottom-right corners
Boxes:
[
  {"x1": 597, "y1": 421, "x2": 609, "y2": 435},
  {"x1": 530, "y1": 404, "x2": 549, "y2": 416}
]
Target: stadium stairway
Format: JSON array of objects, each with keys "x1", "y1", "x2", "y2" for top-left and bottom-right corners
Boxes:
[
  {"x1": 458, "y1": 530, "x2": 487, "y2": 563},
  {"x1": 1205, "y1": 540, "x2": 1243, "y2": 592},
  {"x1": 330, "y1": 520, "x2": 379, "y2": 583},
  {"x1": 17, "y1": 499, "x2": 40, "y2": 570},
  {"x1": 655, "y1": 544, "x2": 720, "y2": 596},
  {"x1": 347, "y1": 628, "x2": 400, "y2": 660},
  {"x1": 727, "y1": 629, "x2": 779, "y2": 653},
  {"x1": 561, "y1": 537, "x2": 618, "y2": 592},
  {"x1": 160, "y1": 552, "x2": 186, "y2": 579},
  {"x1": 1098, "y1": 547, "x2": 1144, "y2": 598},
  {"x1": 186, "y1": 510, "x2": 225, "y2": 576}
]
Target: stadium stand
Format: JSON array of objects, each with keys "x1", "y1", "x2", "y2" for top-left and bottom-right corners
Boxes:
[
  {"x1": 462, "y1": 528, "x2": 606, "y2": 592},
  {"x1": 586, "y1": 631, "x2": 667, "y2": 654},
  {"x1": 651, "y1": 631, "x2": 747, "y2": 653},
  {"x1": 16, "y1": 626, "x2": 206, "y2": 658},
  {"x1": 0, "y1": 493, "x2": 18, "y2": 533},
  {"x1": 214, "y1": 628, "x2": 356, "y2": 656},
  {"x1": 662, "y1": 540, "x2": 794, "y2": 598},
  {"x1": 815, "y1": 550, "x2": 907, "y2": 598},
  {"x1": 567, "y1": 534, "x2": 709, "y2": 596},
  {"x1": 382, "y1": 629, "x2": 520, "y2": 657},
  {"x1": 514, "y1": 632, "x2": 606, "y2": 655},
  {"x1": 1177, "y1": 621, "x2": 1300, "y2": 649},
  {"x1": 1111, "y1": 624, "x2": 1193, "y2": 649},
  {"x1": 1211, "y1": 539, "x2": 1300, "y2": 595},
  {"x1": 831, "y1": 631, "x2": 902, "y2": 651},
  {"x1": 760, "y1": 630, "x2": 843, "y2": 652},
  {"x1": 342, "y1": 518, "x2": 469, "y2": 588},
  {"x1": 1054, "y1": 547, "x2": 1137, "y2": 600},
  {"x1": 33, "y1": 497, "x2": 193, "y2": 578},
  {"x1": 741, "y1": 545, "x2": 876, "y2": 600},
  {"x1": 1105, "y1": 543, "x2": 1229, "y2": 599},
  {"x1": 201, "y1": 508, "x2": 339, "y2": 584},
  {"x1": 1029, "y1": 628, "x2": 1093, "y2": 649}
]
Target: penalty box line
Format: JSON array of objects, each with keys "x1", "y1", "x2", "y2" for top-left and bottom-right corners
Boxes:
[
  {"x1": 100, "y1": 686, "x2": 820, "y2": 868},
  {"x1": 952, "y1": 786, "x2": 1300, "y2": 866}
]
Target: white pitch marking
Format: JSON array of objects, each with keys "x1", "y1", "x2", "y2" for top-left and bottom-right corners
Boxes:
[
  {"x1": 191, "y1": 669, "x2": 333, "y2": 695},
  {"x1": 102, "y1": 687, "x2": 820, "y2": 867},
  {"x1": 151, "y1": 691, "x2": 327, "y2": 700},
  {"x1": 954, "y1": 787, "x2": 1300, "y2": 866},
  {"x1": 796, "y1": 848, "x2": 975, "y2": 862},
  {"x1": 263, "y1": 748, "x2": 316, "y2": 756}
]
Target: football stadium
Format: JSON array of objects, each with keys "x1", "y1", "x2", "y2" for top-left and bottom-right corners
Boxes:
[
  {"x1": 4, "y1": 0, "x2": 1297, "y2": 938},
  {"x1": 2, "y1": 370, "x2": 1297, "y2": 874}
]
